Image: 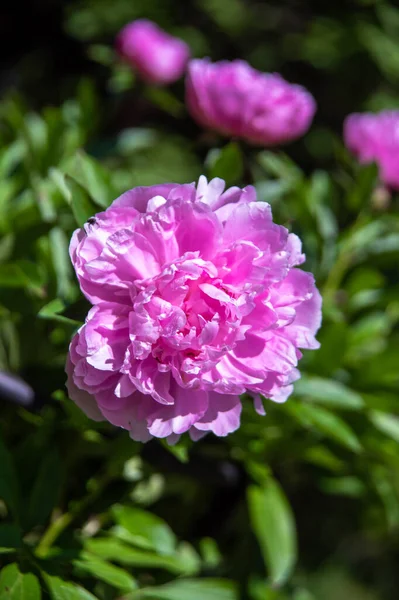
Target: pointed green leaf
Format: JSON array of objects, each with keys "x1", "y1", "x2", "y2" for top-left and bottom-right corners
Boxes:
[
  {"x1": 287, "y1": 402, "x2": 362, "y2": 453},
  {"x1": 49, "y1": 226, "x2": 74, "y2": 300},
  {"x1": 294, "y1": 376, "x2": 364, "y2": 410},
  {"x1": 64, "y1": 151, "x2": 115, "y2": 209},
  {"x1": 130, "y1": 578, "x2": 238, "y2": 600},
  {"x1": 38, "y1": 299, "x2": 82, "y2": 327},
  {"x1": 369, "y1": 411, "x2": 399, "y2": 443},
  {"x1": 85, "y1": 538, "x2": 193, "y2": 575},
  {"x1": 43, "y1": 574, "x2": 98, "y2": 600},
  {"x1": 74, "y1": 553, "x2": 136, "y2": 592},
  {"x1": 208, "y1": 142, "x2": 243, "y2": 185},
  {"x1": 248, "y1": 478, "x2": 297, "y2": 587},
  {"x1": 0, "y1": 563, "x2": 41, "y2": 600},
  {"x1": 111, "y1": 505, "x2": 177, "y2": 555},
  {"x1": 64, "y1": 178, "x2": 98, "y2": 228}
]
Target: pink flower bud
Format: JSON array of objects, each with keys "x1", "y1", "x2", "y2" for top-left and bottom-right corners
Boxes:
[
  {"x1": 116, "y1": 19, "x2": 190, "y2": 85},
  {"x1": 344, "y1": 111, "x2": 399, "y2": 190},
  {"x1": 186, "y1": 59, "x2": 316, "y2": 146}
]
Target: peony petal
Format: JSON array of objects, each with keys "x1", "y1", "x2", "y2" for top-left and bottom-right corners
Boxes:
[{"x1": 193, "y1": 393, "x2": 242, "y2": 436}]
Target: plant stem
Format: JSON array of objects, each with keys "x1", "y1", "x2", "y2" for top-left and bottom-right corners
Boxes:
[{"x1": 35, "y1": 472, "x2": 111, "y2": 558}]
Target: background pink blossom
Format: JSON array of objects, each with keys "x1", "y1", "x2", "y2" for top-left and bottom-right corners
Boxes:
[
  {"x1": 116, "y1": 19, "x2": 190, "y2": 85},
  {"x1": 186, "y1": 59, "x2": 316, "y2": 146},
  {"x1": 344, "y1": 110, "x2": 399, "y2": 190}
]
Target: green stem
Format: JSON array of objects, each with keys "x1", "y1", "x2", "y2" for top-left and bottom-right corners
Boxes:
[
  {"x1": 323, "y1": 250, "x2": 353, "y2": 297},
  {"x1": 322, "y1": 209, "x2": 369, "y2": 299},
  {"x1": 35, "y1": 472, "x2": 111, "y2": 558}
]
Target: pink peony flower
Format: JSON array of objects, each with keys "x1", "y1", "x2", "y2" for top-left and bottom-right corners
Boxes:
[
  {"x1": 116, "y1": 19, "x2": 190, "y2": 85},
  {"x1": 344, "y1": 111, "x2": 399, "y2": 190},
  {"x1": 66, "y1": 177, "x2": 321, "y2": 443},
  {"x1": 186, "y1": 59, "x2": 316, "y2": 146}
]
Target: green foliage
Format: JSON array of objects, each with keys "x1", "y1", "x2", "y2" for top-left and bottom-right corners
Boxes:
[
  {"x1": 1, "y1": 1, "x2": 399, "y2": 599},
  {"x1": 0, "y1": 563, "x2": 41, "y2": 600},
  {"x1": 248, "y1": 478, "x2": 297, "y2": 586}
]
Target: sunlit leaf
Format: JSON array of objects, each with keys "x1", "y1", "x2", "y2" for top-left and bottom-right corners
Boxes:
[
  {"x1": 129, "y1": 578, "x2": 238, "y2": 600},
  {"x1": 208, "y1": 142, "x2": 243, "y2": 185},
  {"x1": 294, "y1": 375, "x2": 364, "y2": 410},
  {"x1": 43, "y1": 574, "x2": 98, "y2": 600},
  {"x1": 74, "y1": 552, "x2": 137, "y2": 592},
  {"x1": 286, "y1": 402, "x2": 362, "y2": 453},
  {"x1": 0, "y1": 563, "x2": 41, "y2": 600},
  {"x1": 111, "y1": 505, "x2": 177, "y2": 555},
  {"x1": 248, "y1": 478, "x2": 297, "y2": 586},
  {"x1": 63, "y1": 151, "x2": 115, "y2": 209},
  {"x1": 369, "y1": 411, "x2": 399, "y2": 443}
]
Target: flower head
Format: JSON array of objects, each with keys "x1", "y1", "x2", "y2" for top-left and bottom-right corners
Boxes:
[
  {"x1": 66, "y1": 178, "x2": 321, "y2": 443},
  {"x1": 344, "y1": 111, "x2": 399, "y2": 190},
  {"x1": 186, "y1": 59, "x2": 316, "y2": 146},
  {"x1": 116, "y1": 19, "x2": 190, "y2": 85}
]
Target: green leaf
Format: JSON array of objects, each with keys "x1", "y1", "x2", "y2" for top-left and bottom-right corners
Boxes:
[
  {"x1": 345, "y1": 312, "x2": 390, "y2": 363},
  {"x1": 0, "y1": 563, "x2": 41, "y2": 600},
  {"x1": 257, "y1": 151, "x2": 302, "y2": 183},
  {"x1": 0, "y1": 431, "x2": 20, "y2": 517},
  {"x1": 49, "y1": 227, "x2": 74, "y2": 300},
  {"x1": 372, "y1": 467, "x2": 399, "y2": 530},
  {"x1": 160, "y1": 439, "x2": 189, "y2": 463},
  {"x1": 74, "y1": 552, "x2": 136, "y2": 592},
  {"x1": 0, "y1": 140, "x2": 25, "y2": 179},
  {"x1": 346, "y1": 162, "x2": 379, "y2": 211},
  {"x1": 199, "y1": 537, "x2": 222, "y2": 568},
  {"x1": 318, "y1": 476, "x2": 366, "y2": 498},
  {"x1": 63, "y1": 151, "x2": 115, "y2": 209},
  {"x1": 111, "y1": 505, "x2": 177, "y2": 555},
  {"x1": 294, "y1": 376, "x2": 364, "y2": 410},
  {"x1": 208, "y1": 143, "x2": 243, "y2": 185},
  {"x1": 255, "y1": 180, "x2": 292, "y2": 204},
  {"x1": 144, "y1": 87, "x2": 185, "y2": 118},
  {"x1": 38, "y1": 299, "x2": 82, "y2": 327},
  {"x1": 340, "y1": 220, "x2": 385, "y2": 256},
  {"x1": 0, "y1": 524, "x2": 22, "y2": 553},
  {"x1": 85, "y1": 538, "x2": 193, "y2": 575},
  {"x1": 293, "y1": 591, "x2": 316, "y2": 600},
  {"x1": 0, "y1": 264, "x2": 29, "y2": 288},
  {"x1": 248, "y1": 478, "x2": 297, "y2": 587},
  {"x1": 369, "y1": 411, "x2": 399, "y2": 443},
  {"x1": 27, "y1": 450, "x2": 61, "y2": 529},
  {"x1": 358, "y1": 23, "x2": 399, "y2": 82},
  {"x1": 129, "y1": 578, "x2": 238, "y2": 600},
  {"x1": 43, "y1": 574, "x2": 98, "y2": 600},
  {"x1": 287, "y1": 402, "x2": 362, "y2": 453},
  {"x1": 63, "y1": 177, "x2": 98, "y2": 228},
  {"x1": 0, "y1": 261, "x2": 44, "y2": 293},
  {"x1": 303, "y1": 446, "x2": 344, "y2": 472},
  {"x1": 367, "y1": 233, "x2": 399, "y2": 256},
  {"x1": 117, "y1": 128, "x2": 158, "y2": 155}
]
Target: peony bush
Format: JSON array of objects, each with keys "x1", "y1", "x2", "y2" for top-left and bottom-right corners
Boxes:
[{"x1": 0, "y1": 3, "x2": 399, "y2": 600}]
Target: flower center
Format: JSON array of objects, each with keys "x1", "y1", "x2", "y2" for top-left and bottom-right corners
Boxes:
[{"x1": 130, "y1": 256, "x2": 248, "y2": 376}]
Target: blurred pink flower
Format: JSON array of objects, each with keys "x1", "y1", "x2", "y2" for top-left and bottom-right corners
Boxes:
[
  {"x1": 66, "y1": 177, "x2": 321, "y2": 443},
  {"x1": 344, "y1": 111, "x2": 399, "y2": 190},
  {"x1": 116, "y1": 19, "x2": 190, "y2": 85},
  {"x1": 186, "y1": 59, "x2": 316, "y2": 145}
]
